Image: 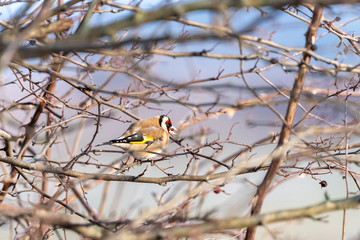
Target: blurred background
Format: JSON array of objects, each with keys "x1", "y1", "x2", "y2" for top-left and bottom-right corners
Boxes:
[{"x1": 0, "y1": 1, "x2": 360, "y2": 239}]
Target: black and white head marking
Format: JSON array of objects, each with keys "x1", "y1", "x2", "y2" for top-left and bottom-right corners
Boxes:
[{"x1": 159, "y1": 115, "x2": 171, "y2": 132}]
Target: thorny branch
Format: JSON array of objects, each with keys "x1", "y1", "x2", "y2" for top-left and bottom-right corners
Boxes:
[{"x1": 245, "y1": 5, "x2": 324, "y2": 240}]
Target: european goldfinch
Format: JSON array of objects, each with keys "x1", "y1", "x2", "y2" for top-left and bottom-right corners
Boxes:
[{"x1": 97, "y1": 115, "x2": 177, "y2": 160}]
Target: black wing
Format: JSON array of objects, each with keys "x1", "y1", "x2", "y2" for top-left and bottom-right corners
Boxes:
[{"x1": 110, "y1": 133, "x2": 154, "y2": 145}]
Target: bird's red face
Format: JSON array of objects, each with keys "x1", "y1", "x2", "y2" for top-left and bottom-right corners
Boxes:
[
  {"x1": 159, "y1": 115, "x2": 177, "y2": 136},
  {"x1": 166, "y1": 119, "x2": 177, "y2": 136}
]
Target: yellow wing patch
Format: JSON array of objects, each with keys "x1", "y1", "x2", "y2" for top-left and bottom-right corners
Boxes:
[{"x1": 129, "y1": 136, "x2": 154, "y2": 144}]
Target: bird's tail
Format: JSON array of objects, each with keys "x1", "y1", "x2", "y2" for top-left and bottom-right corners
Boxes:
[{"x1": 95, "y1": 141, "x2": 112, "y2": 147}]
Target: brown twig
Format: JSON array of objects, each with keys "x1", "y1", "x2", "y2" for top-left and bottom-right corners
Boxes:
[{"x1": 245, "y1": 5, "x2": 324, "y2": 240}]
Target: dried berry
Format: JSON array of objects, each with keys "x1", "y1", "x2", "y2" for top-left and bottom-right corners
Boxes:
[
  {"x1": 319, "y1": 180, "x2": 327, "y2": 188},
  {"x1": 213, "y1": 188, "x2": 221, "y2": 194}
]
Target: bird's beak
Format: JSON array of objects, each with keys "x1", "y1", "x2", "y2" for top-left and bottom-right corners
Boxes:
[{"x1": 169, "y1": 126, "x2": 177, "y2": 136}]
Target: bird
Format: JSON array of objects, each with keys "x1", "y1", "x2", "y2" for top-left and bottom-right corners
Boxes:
[{"x1": 96, "y1": 115, "x2": 177, "y2": 160}]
